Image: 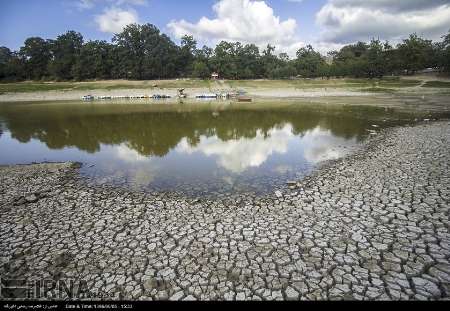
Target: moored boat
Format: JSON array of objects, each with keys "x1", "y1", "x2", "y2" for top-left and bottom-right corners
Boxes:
[
  {"x1": 82, "y1": 95, "x2": 94, "y2": 101},
  {"x1": 152, "y1": 94, "x2": 171, "y2": 99},
  {"x1": 196, "y1": 93, "x2": 218, "y2": 99},
  {"x1": 237, "y1": 96, "x2": 252, "y2": 102}
]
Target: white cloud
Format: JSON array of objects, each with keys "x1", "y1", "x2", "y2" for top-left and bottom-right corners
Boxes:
[
  {"x1": 95, "y1": 7, "x2": 139, "y2": 33},
  {"x1": 168, "y1": 0, "x2": 305, "y2": 57},
  {"x1": 316, "y1": 0, "x2": 450, "y2": 44}
]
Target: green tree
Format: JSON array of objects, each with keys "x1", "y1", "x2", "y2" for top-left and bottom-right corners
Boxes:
[
  {"x1": 0, "y1": 47, "x2": 25, "y2": 81},
  {"x1": 192, "y1": 61, "x2": 210, "y2": 79},
  {"x1": 295, "y1": 45, "x2": 325, "y2": 78},
  {"x1": 262, "y1": 44, "x2": 279, "y2": 78},
  {"x1": 236, "y1": 44, "x2": 261, "y2": 79},
  {"x1": 442, "y1": 30, "x2": 450, "y2": 74},
  {"x1": 335, "y1": 42, "x2": 368, "y2": 62},
  {"x1": 113, "y1": 23, "x2": 179, "y2": 79},
  {"x1": 20, "y1": 37, "x2": 51, "y2": 80},
  {"x1": 48, "y1": 31, "x2": 83, "y2": 80},
  {"x1": 366, "y1": 39, "x2": 386, "y2": 78},
  {"x1": 331, "y1": 42, "x2": 369, "y2": 77},
  {"x1": 211, "y1": 41, "x2": 238, "y2": 79},
  {"x1": 397, "y1": 33, "x2": 434, "y2": 74},
  {"x1": 72, "y1": 40, "x2": 115, "y2": 80},
  {"x1": 0, "y1": 47, "x2": 13, "y2": 80},
  {"x1": 1, "y1": 25, "x2": 449, "y2": 81},
  {"x1": 195, "y1": 45, "x2": 213, "y2": 63},
  {"x1": 179, "y1": 35, "x2": 197, "y2": 77}
]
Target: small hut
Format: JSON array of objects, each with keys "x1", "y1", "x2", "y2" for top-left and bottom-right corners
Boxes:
[{"x1": 211, "y1": 72, "x2": 219, "y2": 80}]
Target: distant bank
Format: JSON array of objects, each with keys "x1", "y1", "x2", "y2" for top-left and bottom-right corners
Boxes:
[{"x1": 0, "y1": 76, "x2": 449, "y2": 102}]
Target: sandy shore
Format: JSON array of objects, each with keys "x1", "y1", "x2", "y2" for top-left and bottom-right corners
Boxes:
[
  {"x1": 1, "y1": 121, "x2": 449, "y2": 300},
  {"x1": 0, "y1": 87, "x2": 375, "y2": 102},
  {"x1": 2, "y1": 75, "x2": 450, "y2": 102}
]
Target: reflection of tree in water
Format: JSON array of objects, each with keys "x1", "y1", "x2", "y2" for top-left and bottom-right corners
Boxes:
[{"x1": 0, "y1": 104, "x2": 404, "y2": 157}]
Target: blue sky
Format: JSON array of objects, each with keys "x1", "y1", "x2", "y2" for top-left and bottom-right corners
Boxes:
[{"x1": 1, "y1": 0, "x2": 449, "y2": 55}]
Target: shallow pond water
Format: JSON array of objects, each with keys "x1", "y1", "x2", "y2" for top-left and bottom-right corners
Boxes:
[{"x1": 0, "y1": 100, "x2": 444, "y2": 196}]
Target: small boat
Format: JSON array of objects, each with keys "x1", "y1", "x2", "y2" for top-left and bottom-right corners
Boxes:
[
  {"x1": 237, "y1": 96, "x2": 252, "y2": 102},
  {"x1": 82, "y1": 95, "x2": 94, "y2": 101},
  {"x1": 152, "y1": 94, "x2": 171, "y2": 99},
  {"x1": 97, "y1": 95, "x2": 111, "y2": 100},
  {"x1": 196, "y1": 93, "x2": 218, "y2": 99}
]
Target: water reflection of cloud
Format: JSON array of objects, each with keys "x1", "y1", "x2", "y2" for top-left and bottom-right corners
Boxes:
[
  {"x1": 176, "y1": 124, "x2": 357, "y2": 174},
  {"x1": 177, "y1": 125, "x2": 294, "y2": 173},
  {"x1": 95, "y1": 144, "x2": 158, "y2": 187},
  {"x1": 222, "y1": 175, "x2": 235, "y2": 186},
  {"x1": 116, "y1": 143, "x2": 150, "y2": 163},
  {"x1": 273, "y1": 165, "x2": 292, "y2": 174},
  {"x1": 128, "y1": 168, "x2": 156, "y2": 189},
  {"x1": 301, "y1": 127, "x2": 356, "y2": 164}
]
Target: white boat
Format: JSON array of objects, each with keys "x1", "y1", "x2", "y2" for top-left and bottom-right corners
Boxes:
[{"x1": 81, "y1": 95, "x2": 94, "y2": 101}]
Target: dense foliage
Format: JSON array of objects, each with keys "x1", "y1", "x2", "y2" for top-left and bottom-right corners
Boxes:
[{"x1": 1, "y1": 23, "x2": 449, "y2": 82}]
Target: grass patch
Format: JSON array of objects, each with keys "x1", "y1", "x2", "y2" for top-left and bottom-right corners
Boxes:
[
  {"x1": 0, "y1": 82, "x2": 76, "y2": 93},
  {"x1": 227, "y1": 80, "x2": 294, "y2": 88},
  {"x1": 422, "y1": 81, "x2": 450, "y2": 88},
  {"x1": 360, "y1": 87, "x2": 396, "y2": 93},
  {"x1": 0, "y1": 79, "x2": 211, "y2": 93},
  {"x1": 228, "y1": 79, "x2": 373, "y2": 89},
  {"x1": 378, "y1": 81, "x2": 421, "y2": 88},
  {"x1": 344, "y1": 78, "x2": 421, "y2": 88},
  {"x1": 155, "y1": 79, "x2": 211, "y2": 88}
]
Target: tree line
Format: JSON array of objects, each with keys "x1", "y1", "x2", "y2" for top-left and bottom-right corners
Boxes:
[{"x1": 1, "y1": 23, "x2": 449, "y2": 82}]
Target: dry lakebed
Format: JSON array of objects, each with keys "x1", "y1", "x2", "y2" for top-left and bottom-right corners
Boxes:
[{"x1": 0, "y1": 120, "x2": 449, "y2": 301}]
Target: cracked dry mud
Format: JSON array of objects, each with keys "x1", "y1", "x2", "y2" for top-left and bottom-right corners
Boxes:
[{"x1": 0, "y1": 122, "x2": 449, "y2": 301}]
